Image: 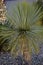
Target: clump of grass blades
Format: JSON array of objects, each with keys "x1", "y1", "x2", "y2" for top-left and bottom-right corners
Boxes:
[{"x1": 0, "y1": 2, "x2": 43, "y2": 57}]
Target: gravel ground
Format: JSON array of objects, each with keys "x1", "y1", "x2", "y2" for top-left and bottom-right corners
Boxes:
[
  {"x1": 0, "y1": 52, "x2": 15, "y2": 65},
  {"x1": 0, "y1": 52, "x2": 43, "y2": 65}
]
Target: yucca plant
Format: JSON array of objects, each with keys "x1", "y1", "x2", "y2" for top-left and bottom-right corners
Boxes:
[{"x1": 0, "y1": 2, "x2": 43, "y2": 61}]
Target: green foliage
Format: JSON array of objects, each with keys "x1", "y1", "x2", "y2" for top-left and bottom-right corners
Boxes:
[
  {"x1": 36, "y1": 0, "x2": 43, "y2": 9},
  {"x1": 0, "y1": 2, "x2": 43, "y2": 56},
  {"x1": 35, "y1": 0, "x2": 43, "y2": 25}
]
